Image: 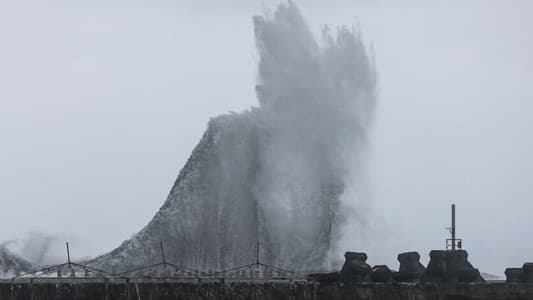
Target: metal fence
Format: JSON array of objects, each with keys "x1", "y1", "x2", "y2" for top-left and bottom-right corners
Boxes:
[{"x1": 9, "y1": 242, "x2": 311, "y2": 282}]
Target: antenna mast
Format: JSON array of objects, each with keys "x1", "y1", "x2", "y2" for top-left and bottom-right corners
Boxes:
[
  {"x1": 446, "y1": 204, "x2": 462, "y2": 250},
  {"x1": 451, "y1": 204, "x2": 456, "y2": 250}
]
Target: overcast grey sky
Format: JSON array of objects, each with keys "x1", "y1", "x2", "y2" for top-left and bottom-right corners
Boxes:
[{"x1": 0, "y1": 0, "x2": 532, "y2": 275}]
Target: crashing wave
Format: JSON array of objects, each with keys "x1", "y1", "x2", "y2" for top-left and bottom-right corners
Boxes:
[{"x1": 90, "y1": 1, "x2": 376, "y2": 273}]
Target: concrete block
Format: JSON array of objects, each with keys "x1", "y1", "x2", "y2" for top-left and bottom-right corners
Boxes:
[
  {"x1": 522, "y1": 263, "x2": 533, "y2": 283},
  {"x1": 307, "y1": 272, "x2": 340, "y2": 283},
  {"x1": 505, "y1": 268, "x2": 524, "y2": 283},
  {"x1": 339, "y1": 251, "x2": 371, "y2": 283},
  {"x1": 371, "y1": 265, "x2": 393, "y2": 283},
  {"x1": 395, "y1": 251, "x2": 425, "y2": 282}
]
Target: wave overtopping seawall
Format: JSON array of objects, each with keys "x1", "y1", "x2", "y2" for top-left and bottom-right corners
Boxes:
[{"x1": 90, "y1": 2, "x2": 377, "y2": 272}]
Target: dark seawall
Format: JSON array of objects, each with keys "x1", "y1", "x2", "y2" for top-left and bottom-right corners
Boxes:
[{"x1": 1, "y1": 281, "x2": 533, "y2": 300}]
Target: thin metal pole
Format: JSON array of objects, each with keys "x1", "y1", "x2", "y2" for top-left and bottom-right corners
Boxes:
[
  {"x1": 256, "y1": 242, "x2": 260, "y2": 266},
  {"x1": 160, "y1": 241, "x2": 166, "y2": 267},
  {"x1": 66, "y1": 242, "x2": 71, "y2": 268},
  {"x1": 451, "y1": 204, "x2": 456, "y2": 251}
]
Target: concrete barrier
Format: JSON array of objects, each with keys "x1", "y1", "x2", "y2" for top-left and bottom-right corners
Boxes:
[
  {"x1": 395, "y1": 251, "x2": 425, "y2": 282},
  {"x1": 339, "y1": 252, "x2": 371, "y2": 283},
  {"x1": 1, "y1": 281, "x2": 533, "y2": 300}
]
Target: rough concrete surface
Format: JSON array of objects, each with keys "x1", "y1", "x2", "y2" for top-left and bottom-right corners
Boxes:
[{"x1": 1, "y1": 281, "x2": 533, "y2": 300}]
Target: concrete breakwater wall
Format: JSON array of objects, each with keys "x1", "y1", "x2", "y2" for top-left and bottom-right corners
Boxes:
[{"x1": 1, "y1": 281, "x2": 533, "y2": 300}]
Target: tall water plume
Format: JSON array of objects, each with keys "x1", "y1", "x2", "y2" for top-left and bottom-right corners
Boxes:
[
  {"x1": 252, "y1": 2, "x2": 376, "y2": 269},
  {"x1": 89, "y1": 1, "x2": 376, "y2": 272}
]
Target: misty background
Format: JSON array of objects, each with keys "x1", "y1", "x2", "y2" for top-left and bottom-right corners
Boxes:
[{"x1": 0, "y1": 0, "x2": 532, "y2": 275}]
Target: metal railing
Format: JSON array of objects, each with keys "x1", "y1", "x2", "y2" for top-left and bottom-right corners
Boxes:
[{"x1": 9, "y1": 241, "x2": 309, "y2": 282}]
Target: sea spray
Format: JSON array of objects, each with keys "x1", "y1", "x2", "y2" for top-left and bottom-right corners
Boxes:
[
  {"x1": 89, "y1": 1, "x2": 376, "y2": 272},
  {"x1": 252, "y1": 2, "x2": 376, "y2": 268}
]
